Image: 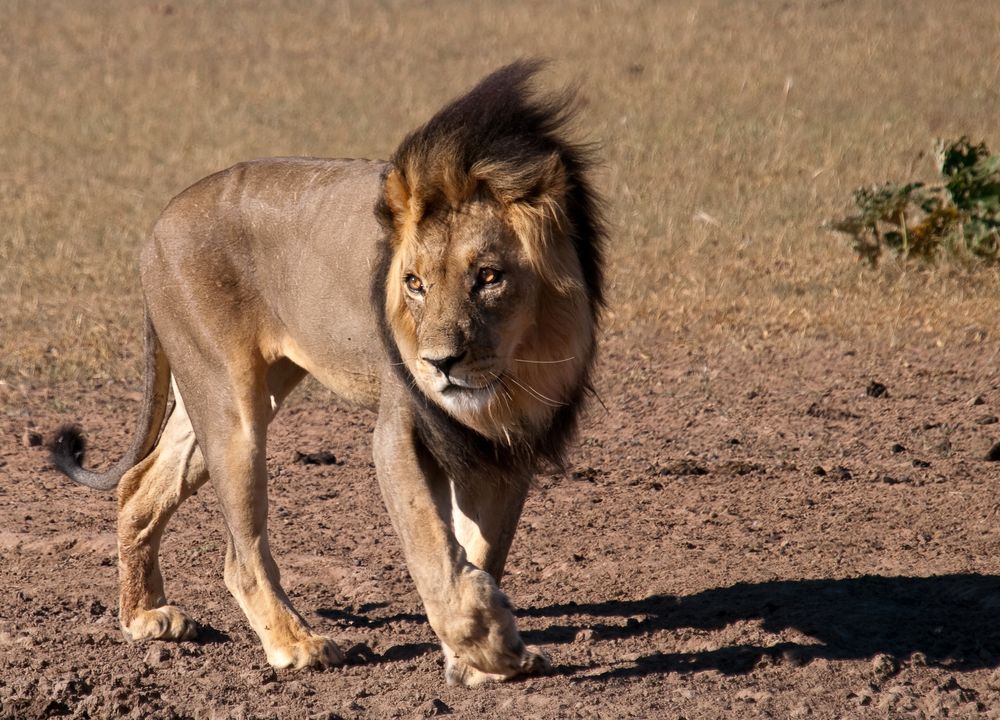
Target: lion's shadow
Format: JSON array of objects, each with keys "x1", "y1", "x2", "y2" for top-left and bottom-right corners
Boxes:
[
  {"x1": 519, "y1": 573, "x2": 1000, "y2": 679},
  {"x1": 314, "y1": 574, "x2": 1000, "y2": 678}
]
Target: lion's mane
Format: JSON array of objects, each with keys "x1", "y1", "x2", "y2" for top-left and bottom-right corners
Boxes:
[{"x1": 372, "y1": 60, "x2": 606, "y2": 480}]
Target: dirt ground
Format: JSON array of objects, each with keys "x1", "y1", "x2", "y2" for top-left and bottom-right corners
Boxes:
[
  {"x1": 3, "y1": 326, "x2": 1000, "y2": 719},
  {"x1": 5, "y1": 2, "x2": 1000, "y2": 718}
]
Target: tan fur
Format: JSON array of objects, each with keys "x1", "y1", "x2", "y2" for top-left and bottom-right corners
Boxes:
[
  {"x1": 57, "y1": 65, "x2": 601, "y2": 687},
  {"x1": 384, "y1": 162, "x2": 592, "y2": 439}
]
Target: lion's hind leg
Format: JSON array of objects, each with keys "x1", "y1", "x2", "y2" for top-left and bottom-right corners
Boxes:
[
  {"x1": 183, "y1": 359, "x2": 343, "y2": 670},
  {"x1": 117, "y1": 380, "x2": 208, "y2": 642}
]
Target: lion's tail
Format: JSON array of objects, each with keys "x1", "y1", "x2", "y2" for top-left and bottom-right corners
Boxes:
[{"x1": 51, "y1": 308, "x2": 171, "y2": 491}]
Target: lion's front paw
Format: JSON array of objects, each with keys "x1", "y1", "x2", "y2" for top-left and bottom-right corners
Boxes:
[
  {"x1": 123, "y1": 605, "x2": 198, "y2": 642},
  {"x1": 266, "y1": 634, "x2": 345, "y2": 670},
  {"x1": 444, "y1": 644, "x2": 552, "y2": 687}
]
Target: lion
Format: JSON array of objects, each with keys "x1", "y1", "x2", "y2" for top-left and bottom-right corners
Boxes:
[{"x1": 51, "y1": 60, "x2": 605, "y2": 687}]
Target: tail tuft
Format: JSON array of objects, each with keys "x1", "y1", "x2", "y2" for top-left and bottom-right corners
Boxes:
[{"x1": 51, "y1": 424, "x2": 87, "y2": 475}]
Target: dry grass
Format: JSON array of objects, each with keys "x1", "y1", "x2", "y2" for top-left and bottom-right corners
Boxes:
[{"x1": 3, "y1": 0, "x2": 1000, "y2": 389}]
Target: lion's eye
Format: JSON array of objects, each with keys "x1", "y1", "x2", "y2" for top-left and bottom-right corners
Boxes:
[
  {"x1": 477, "y1": 267, "x2": 502, "y2": 286},
  {"x1": 404, "y1": 274, "x2": 425, "y2": 294}
]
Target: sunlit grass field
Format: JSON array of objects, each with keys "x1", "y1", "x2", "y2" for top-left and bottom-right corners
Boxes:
[{"x1": 3, "y1": 0, "x2": 1000, "y2": 389}]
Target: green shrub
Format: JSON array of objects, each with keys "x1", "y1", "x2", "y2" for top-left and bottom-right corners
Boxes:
[{"x1": 830, "y1": 138, "x2": 1000, "y2": 266}]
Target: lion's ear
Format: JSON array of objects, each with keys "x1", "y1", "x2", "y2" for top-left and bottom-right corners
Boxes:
[
  {"x1": 535, "y1": 152, "x2": 567, "y2": 201},
  {"x1": 384, "y1": 168, "x2": 413, "y2": 229}
]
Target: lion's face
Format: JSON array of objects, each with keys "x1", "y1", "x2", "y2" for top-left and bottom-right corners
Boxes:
[
  {"x1": 381, "y1": 154, "x2": 597, "y2": 443},
  {"x1": 392, "y1": 198, "x2": 541, "y2": 422}
]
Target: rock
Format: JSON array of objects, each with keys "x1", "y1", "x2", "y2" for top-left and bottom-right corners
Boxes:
[
  {"x1": 812, "y1": 466, "x2": 827, "y2": 476},
  {"x1": 143, "y1": 645, "x2": 170, "y2": 666},
  {"x1": 574, "y1": 628, "x2": 596, "y2": 643},
  {"x1": 872, "y1": 653, "x2": 899, "y2": 681},
  {"x1": 976, "y1": 415, "x2": 999, "y2": 426},
  {"x1": 890, "y1": 443, "x2": 906, "y2": 454},
  {"x1": 294, "y1": 450, "x2": 338, "y2": 465},
  {"x1": 866, "y1": 381, "x2": 889, "y2": 398},
  {"x1": 969, "y1": 395, "x2": 986, "y2": 406},
  {"x1": 830, "y1": 466, "x2": 852, "y2": 481},
  {"x1": 21, "y1": 430, "x2": 43, "y2": 448},
  {"x1": 571, "y1": 466, "x2": 605, "y2": 482},
  {"x1": 985, "y1": 442, "x2": 1000, "y2": 462},
  {"x1": 423, "y1": 698, "x2": 452, "y2": 716}
]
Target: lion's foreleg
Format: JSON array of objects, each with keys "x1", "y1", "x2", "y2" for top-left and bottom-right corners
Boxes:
[
  {"x1": 117, "y1": 381, "x2": 208, "y2": 641},
  {"x1": 450, "y1": 476, "x2": 529, "y2": 583},
  {"x1": 444, "y1": 476, "x2": 549, "y2": 686},
  {"x1": 373, "y1": 400, "x2": 549, "y2": 687}
]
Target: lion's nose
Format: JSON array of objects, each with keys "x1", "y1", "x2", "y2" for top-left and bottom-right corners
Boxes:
[{"x1": 422, "y1": 352, "x2": 466, "y2": 376}]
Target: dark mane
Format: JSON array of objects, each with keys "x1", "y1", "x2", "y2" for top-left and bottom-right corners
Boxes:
[
  {"x1": 377, "y1": 59, "x2": 606, "y2": 312},
  {"x1": 372, "y1": 61, "x2": 607, "y2": 481}
]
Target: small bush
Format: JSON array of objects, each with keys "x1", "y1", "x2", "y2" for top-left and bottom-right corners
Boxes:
[{"x1": 830, "y1": 138, "x2": 1000, "y2": 266}]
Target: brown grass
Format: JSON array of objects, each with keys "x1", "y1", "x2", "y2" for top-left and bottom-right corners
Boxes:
[{"x1": 3, "y1": 0, "x2": 1000, "y2": 391}]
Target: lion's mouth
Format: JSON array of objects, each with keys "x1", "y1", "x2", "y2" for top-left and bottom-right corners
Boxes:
[{"x1": 441, "y1": 379, "x2": 497, "y2": 395}]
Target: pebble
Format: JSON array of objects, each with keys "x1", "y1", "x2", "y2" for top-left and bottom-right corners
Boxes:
[
  {"x1": 866, "y1": 381, "x2": 889, "y2": 398},
  {"x1": 21, "y1": 430, "x2": 43, "y2": 448},
  {"x1": 872, "y1": 653, "x2": 899, "y2": 681},
  {"x1": 830, "y1": 466, "x2": 853, "y2": 481},
  {"x1": 143, "y1": 646, "x2": 170, "y2": 666},
  {"x1": 294, "y1": 450, "x2": 338, "y2": 465},
  {"x1": 423, "y1": 698, "x2": 452, "y2": 716}
]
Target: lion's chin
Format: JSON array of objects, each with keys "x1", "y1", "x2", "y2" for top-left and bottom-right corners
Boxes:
[{"x1": 434, "y1": 381, "x2": 497, "y2": 421}]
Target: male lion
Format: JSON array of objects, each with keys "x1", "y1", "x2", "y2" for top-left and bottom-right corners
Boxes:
[{"x1": 51, "y1": 61, "x2": 605, "y2": 686}]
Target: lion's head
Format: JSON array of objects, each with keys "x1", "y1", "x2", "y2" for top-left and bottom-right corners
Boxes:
[{"x1": 374, "y1": 61, "x2": 605, "y2": 471}]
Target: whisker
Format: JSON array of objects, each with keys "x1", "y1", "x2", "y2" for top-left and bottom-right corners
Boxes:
[
  {"x1": 512, "y1": 356, "x2": 577, "y2": 365},
  {"x1": 489, "y1": 372, "x2": 515, "y2": 413},
  {"x1": 502, "y1": 372, "x2": 565, "y2": 408},
  {"x1": 488, "y1": 373, "x2": 516, "y2": 446},
  {"x1": 389, "y1": 355, "x2": 420, "y2": 367}
]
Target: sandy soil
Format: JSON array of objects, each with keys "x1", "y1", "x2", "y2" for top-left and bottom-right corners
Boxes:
[{"x1": 3, "y1": 327, "x2": 1000, "y2": 719}]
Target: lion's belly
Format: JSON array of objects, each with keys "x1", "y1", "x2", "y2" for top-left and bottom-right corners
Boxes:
[{"x1": 279, "y1": 334, "x2": 381, "y2": 409}]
